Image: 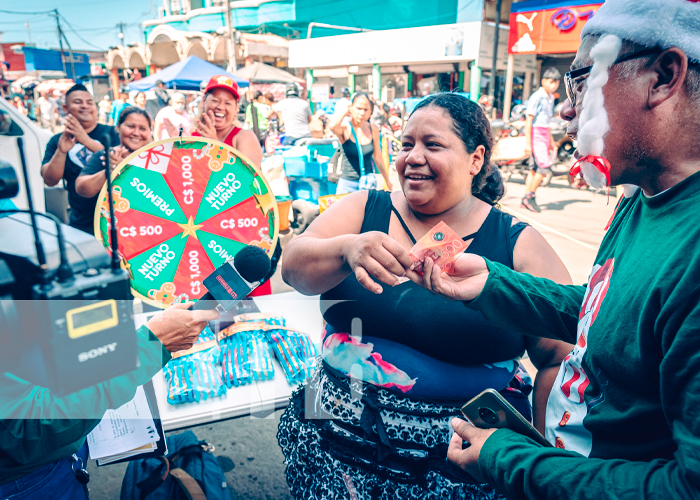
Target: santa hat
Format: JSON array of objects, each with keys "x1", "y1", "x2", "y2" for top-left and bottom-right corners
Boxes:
[
  {"x1": 582, "y1": 0, "x2": 700, "y2": 60},
  {"x1": 573, "y1": 0, "x2": 700, "y2": 194}
]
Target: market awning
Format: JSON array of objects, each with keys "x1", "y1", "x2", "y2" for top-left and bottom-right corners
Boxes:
[
  {"x1": 233, "y1": 62, "x2": 303, "y2": 84},
  {"x1": 126, "y1": 56, "x2": 249, "y2": 91}
]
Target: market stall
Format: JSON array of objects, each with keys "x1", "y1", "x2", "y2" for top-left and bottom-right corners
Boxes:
[{"x1": 234, "y1": 62, "x2": 304, "y2": 102}]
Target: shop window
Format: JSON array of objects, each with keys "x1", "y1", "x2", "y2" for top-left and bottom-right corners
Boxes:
[
  {"x1": 354, "y1": 75, "x2": 371, "y2": 94},
  {"x1": 381, "y1": 74, "x2": 408, "y2": 100},
  {"x1": 416, "y1": 75, "x2": 438, "y2": 96}
]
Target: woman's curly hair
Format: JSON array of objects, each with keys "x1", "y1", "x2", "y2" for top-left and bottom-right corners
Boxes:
[{"x1": 411, "y1": 93, "x2": 504, "y2": 205}]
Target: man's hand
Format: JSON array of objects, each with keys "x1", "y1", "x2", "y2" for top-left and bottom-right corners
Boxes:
[
  {"x1": 407, "y1": 254, "x2": 490, "y2": 302},
  {"x1": 64, "y1": 115, "x2": 91, "y2": 146},
  {"x1": 57, "y1": 130, "x2": 77, "y2": 154},
  {"x1": 447, "y1": 418, "x2": 497, "y2": 484},
  {"x1": 195, "y1": 110, "x2": 218, "y2": 139},
  {"x1": 145, "y1": 302, "x2": 220, "y2": 353}
]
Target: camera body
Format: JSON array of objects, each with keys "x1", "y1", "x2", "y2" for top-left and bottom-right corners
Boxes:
[{"x1": 0, "y1": 199, "x2": 138, "y2": 395}]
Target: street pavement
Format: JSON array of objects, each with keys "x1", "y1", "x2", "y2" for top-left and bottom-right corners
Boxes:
[{"x1": 86, "y1": 174, "x2": 615, "y2": 499}]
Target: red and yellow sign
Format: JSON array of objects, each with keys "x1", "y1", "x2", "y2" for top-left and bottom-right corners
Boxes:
[{"x1": 508, "y1": 1, "x2": 602, "y2": 55}]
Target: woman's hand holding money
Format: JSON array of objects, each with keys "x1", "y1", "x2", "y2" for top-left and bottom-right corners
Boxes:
[
  {"x1": 407, "y1": 253, "x2": 490, "y2": 302},
  {"x1": 343, "y1": 231, "x2": 414, "y2": 294}
]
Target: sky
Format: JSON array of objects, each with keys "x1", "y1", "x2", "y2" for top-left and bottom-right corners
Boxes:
[{"x1": 0, "y1": 0, "x2": 158, "y2": 51}]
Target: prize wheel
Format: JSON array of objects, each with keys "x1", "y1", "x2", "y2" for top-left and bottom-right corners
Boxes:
[{"x1": 94, "y1": 137, "x2": 279, "y2": 308}]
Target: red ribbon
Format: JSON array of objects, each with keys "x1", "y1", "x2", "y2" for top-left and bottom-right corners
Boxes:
[
  {"x1": 569, "y1": 155, "x2": 612, "y2": 187},
  {"x1": 138, "y1": 144, "x2": 171, "y2": 170}
]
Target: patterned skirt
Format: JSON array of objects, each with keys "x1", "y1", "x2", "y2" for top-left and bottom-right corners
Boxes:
[{"x1": 277, "y1": 362, "x2": 507, "y2": 500}]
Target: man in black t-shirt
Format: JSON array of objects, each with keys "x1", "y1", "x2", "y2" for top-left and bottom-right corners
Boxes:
[{"x1": 41, "y1": 84, "x2": 119, "y2": 234}]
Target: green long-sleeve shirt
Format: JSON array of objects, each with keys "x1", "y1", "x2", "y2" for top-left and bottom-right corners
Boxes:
[
  {"x1": 469, "y1": 171, "x2": 700, "y2": 499},
  {"x1": 0, "y1": 325, "x2": 171, "y2": 484}
]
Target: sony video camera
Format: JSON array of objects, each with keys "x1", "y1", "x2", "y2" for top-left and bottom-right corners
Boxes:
[{"x1": 0, "y1": 139, "x2": 137, "y2": 395}]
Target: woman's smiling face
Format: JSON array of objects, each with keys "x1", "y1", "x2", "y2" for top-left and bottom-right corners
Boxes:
[
  {"x1": 203, "y1": 88, "x2": 237, "y2": 131},
  {"x1": 118, "y1": 112, "x2": 152, "y2": 152},
  {"x1": 396, "y1": 105, "x2": 484, "y2": 214}
]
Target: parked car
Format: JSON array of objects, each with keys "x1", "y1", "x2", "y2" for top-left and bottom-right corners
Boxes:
[{"x1": 0, "y1": 98, "x2": 54, "y2": 213}]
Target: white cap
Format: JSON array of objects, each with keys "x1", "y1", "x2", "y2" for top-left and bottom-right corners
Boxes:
[{"x1": 581, "y1": 0, "x2": 700, "y2": 61}]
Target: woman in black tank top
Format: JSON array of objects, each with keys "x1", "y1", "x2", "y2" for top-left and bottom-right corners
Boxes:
[{"x1": 278, "y1": 93, "x2": 573, "y2": 499}]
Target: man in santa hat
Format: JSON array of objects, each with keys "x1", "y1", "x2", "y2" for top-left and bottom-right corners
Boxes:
[{"x1": 408, "y1": 1, "x2": 700, "y2": 498}]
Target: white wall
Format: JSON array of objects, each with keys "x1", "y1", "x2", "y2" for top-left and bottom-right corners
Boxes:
[{"x1": 289, "y1": 22, "x2": 483, "y2": 68}]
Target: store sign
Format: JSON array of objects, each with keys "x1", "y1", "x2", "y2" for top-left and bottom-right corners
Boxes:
[{"x1": 508, "y1": 1, "x2": 602, "y2": 55}]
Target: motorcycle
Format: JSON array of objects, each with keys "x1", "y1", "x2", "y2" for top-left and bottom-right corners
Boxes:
[{"x1": 492, "y1": 104, "x2": 577, "y2": 187}]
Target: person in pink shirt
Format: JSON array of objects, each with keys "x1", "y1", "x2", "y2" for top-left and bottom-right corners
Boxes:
[{"x1": 153, "y1": 92, "x2": 193, "y2": 140}]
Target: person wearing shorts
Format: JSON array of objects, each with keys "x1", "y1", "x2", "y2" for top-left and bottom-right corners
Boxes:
[{"x1": 521, "y1": 68, "x2": 561, "y2": 213}]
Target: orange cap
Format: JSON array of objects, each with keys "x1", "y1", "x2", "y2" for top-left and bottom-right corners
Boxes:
[{"x1": 203, "y1": 75, "x2": 240, "y2": 99}]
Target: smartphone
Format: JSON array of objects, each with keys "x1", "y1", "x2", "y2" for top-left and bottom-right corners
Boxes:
[{"x1": 461, "y1": 389, "x2": 552, "y2": 447}]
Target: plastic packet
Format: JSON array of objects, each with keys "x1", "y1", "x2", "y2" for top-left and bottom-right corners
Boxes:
[
  {"x1": 219, "y1": 323, "x2": 275, "y2": 388},
  {"x1": 163, "y1": 332, "x2": 226, "y2": 405},
  {"x1": 235, "y1": 313, "x2": 318, "y2": 385}
]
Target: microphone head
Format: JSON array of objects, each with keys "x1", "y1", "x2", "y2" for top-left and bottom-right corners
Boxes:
[{"x1": 233, "y1": 245, "x2": 271, "y2": 283}]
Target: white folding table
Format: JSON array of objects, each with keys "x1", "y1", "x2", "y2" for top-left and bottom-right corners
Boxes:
[{"x1": 136, "y1": 291, "x2": 324, "y2": 431}]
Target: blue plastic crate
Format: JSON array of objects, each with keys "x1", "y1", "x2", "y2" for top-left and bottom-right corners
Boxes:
[
  {"x1": 288, "y1": 178, "x2": 336, "y2": 203},
  {"x1": 284, "y1": 160, "x2": 328, "y2": 179}
]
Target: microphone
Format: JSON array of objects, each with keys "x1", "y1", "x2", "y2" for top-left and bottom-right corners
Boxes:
[{"x1": 193, "y1": 245, "x2": 271, "y2": 311}]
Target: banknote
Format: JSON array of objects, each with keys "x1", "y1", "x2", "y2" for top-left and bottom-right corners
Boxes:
[{"x1": 409, "y1": 221, "x2": 464, "y2": 274}]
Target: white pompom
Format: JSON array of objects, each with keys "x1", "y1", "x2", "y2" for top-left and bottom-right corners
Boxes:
[{"x1": 580, "y1": 161, "x2": 609, "y2": 191}]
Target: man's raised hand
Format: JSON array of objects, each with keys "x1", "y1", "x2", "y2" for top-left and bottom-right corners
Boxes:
[
  {"x1": 57, "y1": 130, "x2": 77, "y2": 154},
  {"x1": 64, "y1": 115, "x2": 91, "y2": 145}
]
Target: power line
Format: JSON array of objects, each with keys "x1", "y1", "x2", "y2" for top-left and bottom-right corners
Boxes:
[
  {"x1": 0, "y1": 9, "x2": 55, "y2": 15},
  {"x1": 58, "y1": 13, "x2": 103, "y2": 50}
]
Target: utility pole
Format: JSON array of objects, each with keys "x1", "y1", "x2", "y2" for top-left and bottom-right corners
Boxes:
[
  {"x1": 118, "y1": 22, "x2": 125, "y2": 46},
  {"x1": 25, "y1": 21, "x2": 31, "y2": 44},
  {"x1": 488, "y1": 0, "x2": 503, "y2": 118},
  {"x1": 54, "y1": 9, "x2": 76, "y2": 81},
  {"x1": 223, "y1": 1, "x2": 235, "y2": 72}
]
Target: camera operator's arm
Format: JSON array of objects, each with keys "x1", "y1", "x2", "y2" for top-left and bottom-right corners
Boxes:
[{"x1": 0, "y1": 304, "x2": 218, "y2": 467}]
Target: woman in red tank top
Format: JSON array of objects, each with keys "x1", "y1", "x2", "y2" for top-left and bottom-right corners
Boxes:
[
  {"x1": 193, "y1": 75, "x2": 263, "y2": 168},
  {"x1": 193, "y1": 75, "x2": 272, "y2": 296}
]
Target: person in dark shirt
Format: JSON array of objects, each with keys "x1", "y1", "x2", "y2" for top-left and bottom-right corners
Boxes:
[
  {"x1": 40, "y1": 84, "x2": 119, "y2": 235},
  {"x1": 414, "y1": 2, "x2": 700, "y2": 499},
  {"x1": 154, "y1": 79, "x2": 170, "y2": 110}
]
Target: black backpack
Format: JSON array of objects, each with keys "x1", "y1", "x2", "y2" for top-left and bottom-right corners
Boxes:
[{"x1": 120, "y1": 431, "x2": 229, "y2": 500}]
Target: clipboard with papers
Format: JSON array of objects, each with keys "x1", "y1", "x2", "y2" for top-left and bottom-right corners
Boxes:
[{"x1": 87, "y1": 381, "x2": 167, "y2": 466}]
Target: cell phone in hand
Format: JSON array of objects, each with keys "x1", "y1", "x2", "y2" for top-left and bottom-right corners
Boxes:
[{"x1": 461, "y1": 389, "x2": 552, "y2": 447}]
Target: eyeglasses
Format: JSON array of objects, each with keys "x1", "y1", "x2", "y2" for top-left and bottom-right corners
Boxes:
[{"x1": 564, "y1": 47, "x2": 663, "y2": 107}]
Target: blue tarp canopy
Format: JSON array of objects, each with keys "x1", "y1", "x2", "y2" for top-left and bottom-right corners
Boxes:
[{"x1": 126, "y1": 56, "x2": 249, "y2": 92}]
